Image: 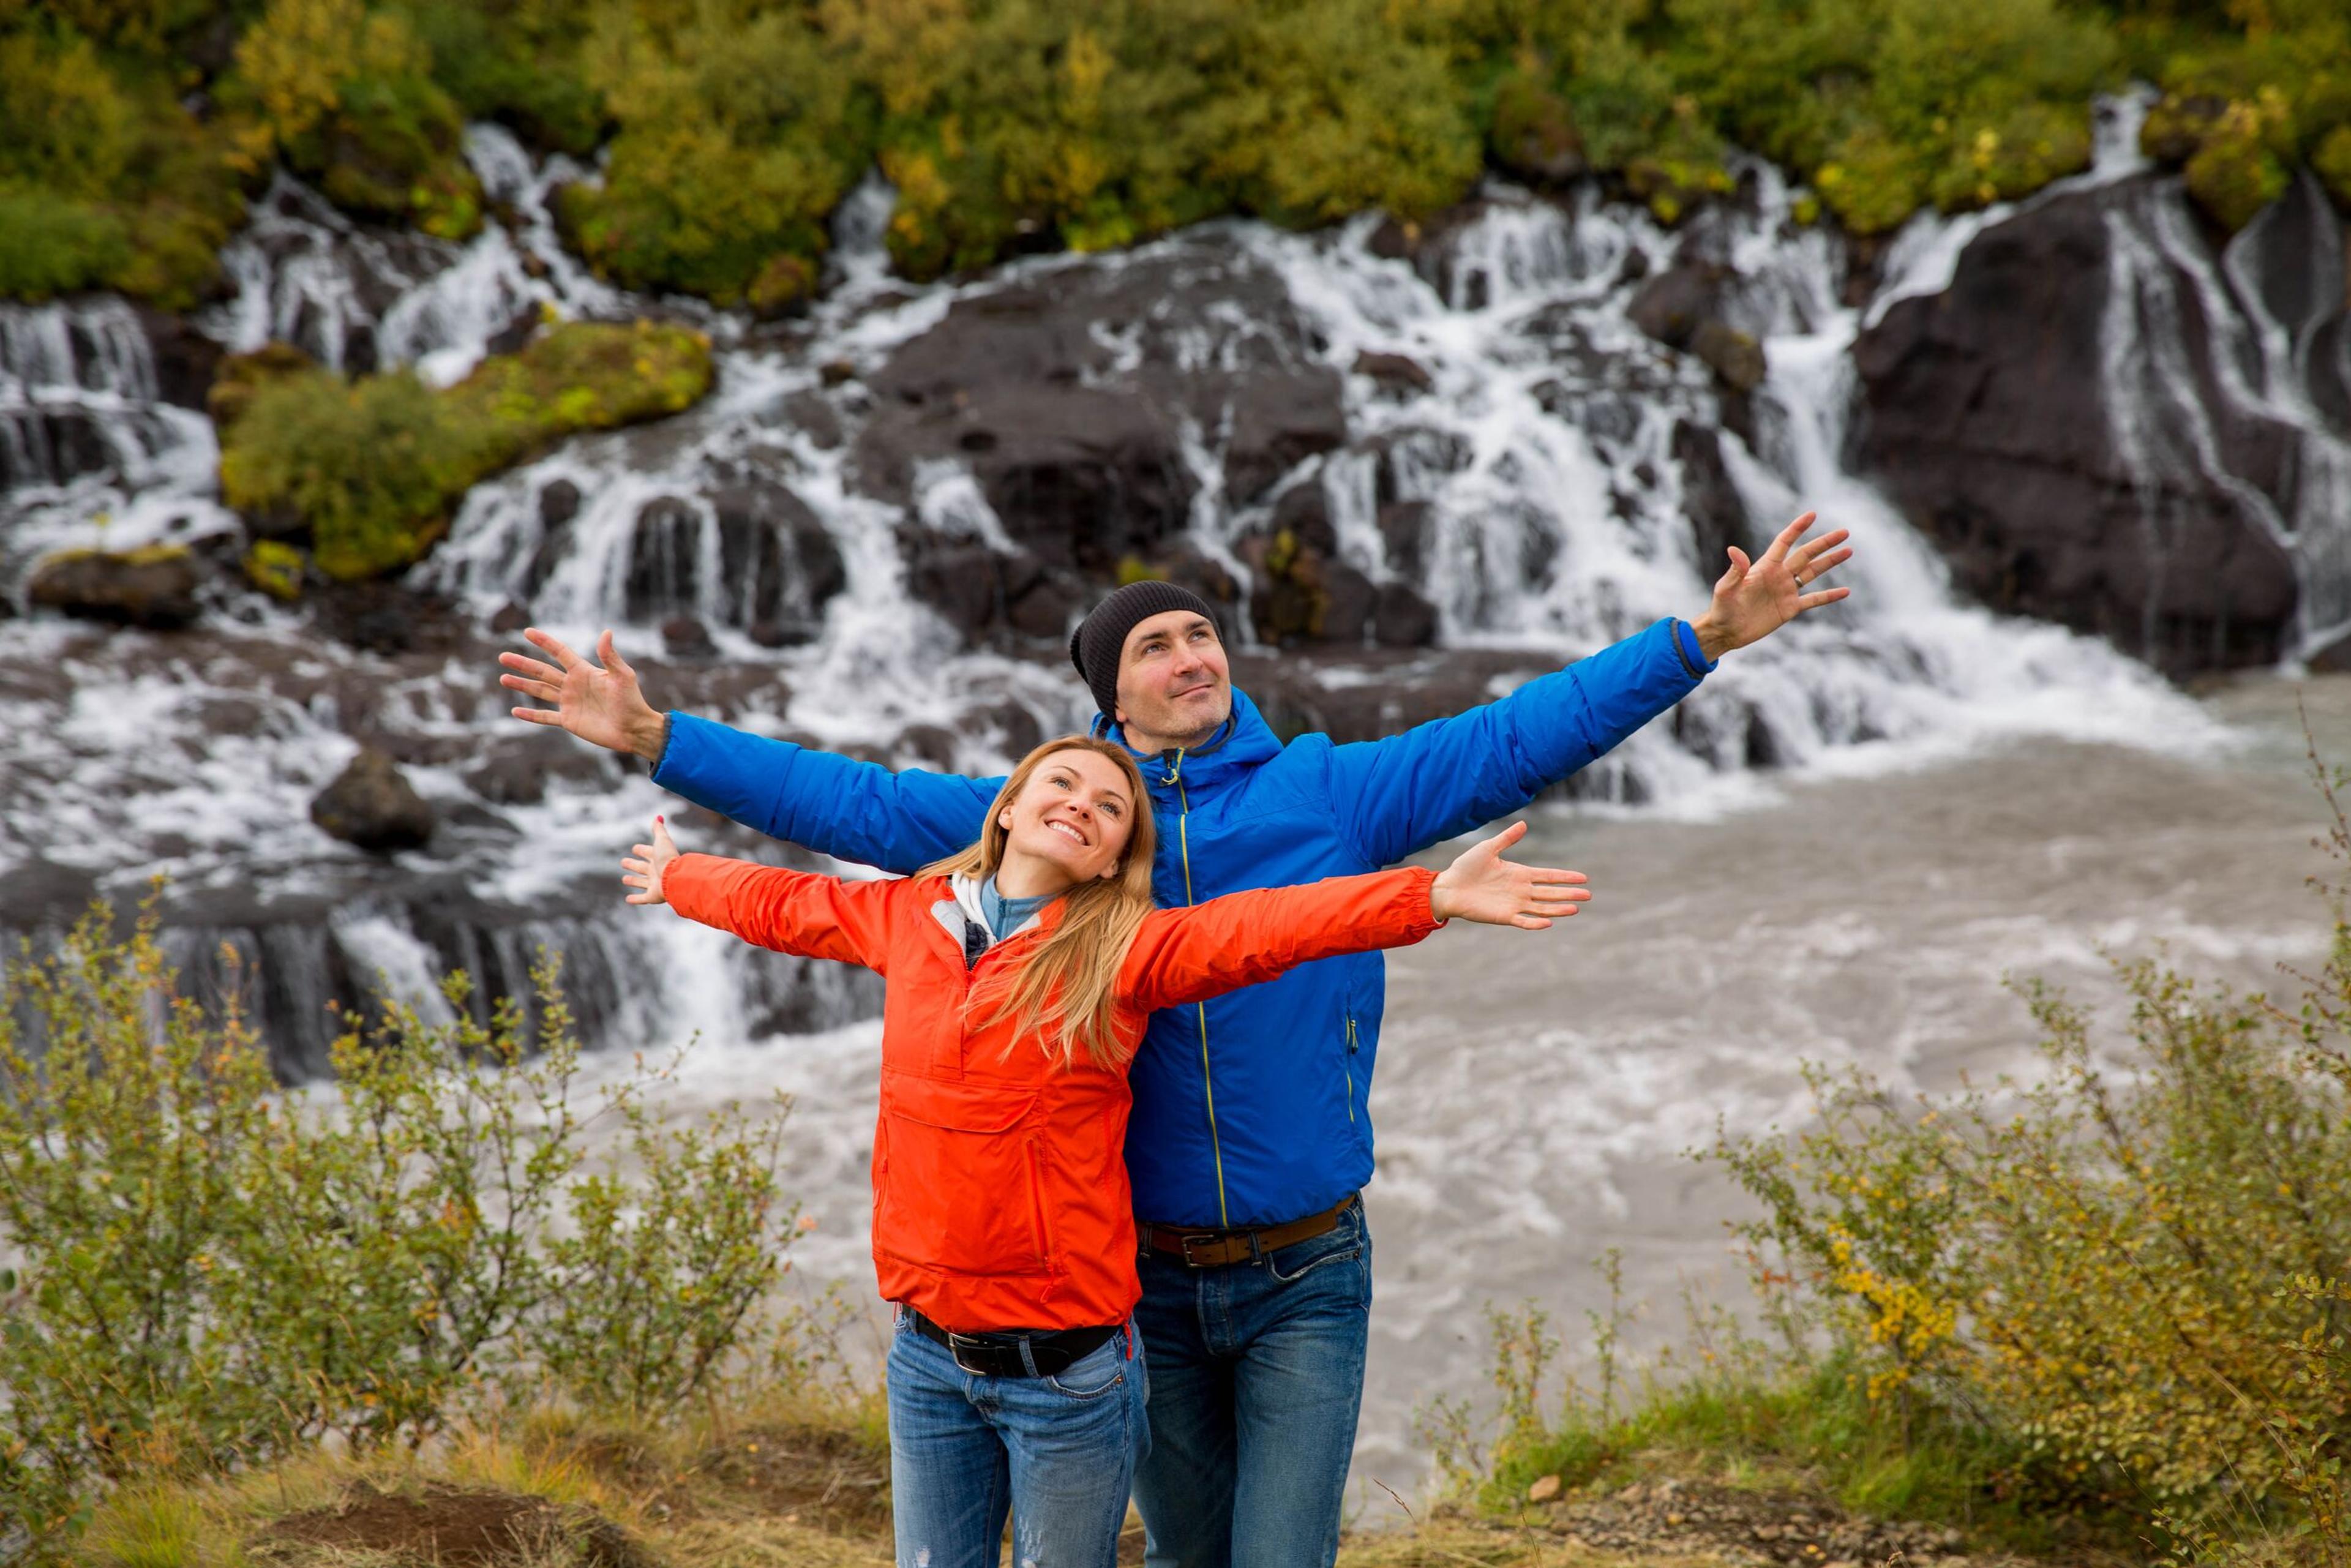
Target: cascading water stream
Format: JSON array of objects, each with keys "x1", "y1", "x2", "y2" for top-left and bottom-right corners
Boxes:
[{"x1": 0, "y1": 97, "x2": 2267, "y2": 1073}]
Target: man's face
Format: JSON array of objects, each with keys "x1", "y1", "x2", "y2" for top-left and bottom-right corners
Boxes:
[{"x1": 1114, "y1": 610, "x2": 1232, "y2": 747}]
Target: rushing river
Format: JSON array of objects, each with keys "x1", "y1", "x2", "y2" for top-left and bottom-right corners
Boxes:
[
  {"x1": 5, "y1": 81, "x2": 2347, "y2": 1515},
  {"x1": 588, "y1": 670, "x2": 2347, "y2": 1512}
]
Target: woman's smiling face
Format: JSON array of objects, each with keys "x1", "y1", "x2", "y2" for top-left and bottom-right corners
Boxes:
[{"x1": 997, "y1": 746, "x2": 1137, "y2": 887}]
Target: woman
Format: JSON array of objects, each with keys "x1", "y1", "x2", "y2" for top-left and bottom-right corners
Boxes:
[{"x1": 621, "y1": 734, "x2": 1589, "y2": 1567}]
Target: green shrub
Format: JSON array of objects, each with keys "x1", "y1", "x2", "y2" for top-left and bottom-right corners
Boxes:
[
  {"x1": 218, "y1": 362, "x2": 469, "y2": 580},
  {"x1": 1425, "y1": 738, "x2": 2351, "y2": 1562},
  {"x1": 219, "y1": 0, "x2": 482, "y2": 239},
  {"x1": 563, "y1": 0, "x2": 858, "y2": 310},
  {"x1": 2317, "y1": 121, "x2": 2351, "y2": 209},
  {"x1": 0, "y1": 895, "x2": 808, "y2": 1559},
  {"x1": 217, "y1": 320, "x2": 713, "y2": 581},
  {"x1": 0, "y1": 182, "x2": 132, "y2": 299}
]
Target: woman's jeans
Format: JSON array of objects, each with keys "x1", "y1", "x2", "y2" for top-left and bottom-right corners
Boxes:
[
  {"x1": 887, "y1": 1313, "x2": 1150, "y2": 1568},
  {"x1": 1130, "y1": 1199, "x2": 1372, "y2": 1568}
]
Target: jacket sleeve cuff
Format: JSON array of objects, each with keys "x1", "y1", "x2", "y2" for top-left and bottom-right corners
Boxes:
[
  {"x1": 649, "y1": 712, "x2": 678, "y2": 779},
  {"x1": 1404, "y1": 865, "x2": 1445, "y2": 934},
  {"x1": 1671, "y1": 618, "x2": 1719, "y2": 680}
]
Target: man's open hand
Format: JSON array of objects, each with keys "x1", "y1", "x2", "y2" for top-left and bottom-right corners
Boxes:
[
  {"x1": 1690, "y1": 511, "x2": 1853, "y2": 661},
  {"x1": 499, "y1": 628, "x2": 667, "y2": 761}
]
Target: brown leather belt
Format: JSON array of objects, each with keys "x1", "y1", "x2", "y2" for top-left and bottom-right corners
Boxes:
[{"x1": 1138, "y1": 1193, "x2": 1358, "y2": 1269}]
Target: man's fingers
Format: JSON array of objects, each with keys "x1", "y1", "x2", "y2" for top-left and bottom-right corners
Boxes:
[
  {"x1": 1796, "y1": 547, "x2": 1853, "y2": 580},
  {"x1": 524, "y1": 626, "x2": 587, "y2": 671},
  {"x1": 1723, "y1": 546, "x2": 1751, "y2": 585},
  {"x1": 500, "y1": 672, "x2": 560, "y2": 702},
  {"x1": 599, "y1": 629, "x2": 635, "y2": 680},
  {"x1": 510, "y1": 706, "x2": 563, "y2": 726},
  {"x1": 498, "y1": 651, "x2": 566, "y2": 683},
  {"x1": 1797, "y1": 587, "x2": 1851, "y2": 610},
  {"x1": 1766, "y1": 511, "x2": 1819, "y2": 561}
]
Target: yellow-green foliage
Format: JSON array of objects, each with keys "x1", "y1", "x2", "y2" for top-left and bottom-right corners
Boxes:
[
  {"x1": 242, "y1": 538, "x2": 306, "y2": 601},
  {"x1": 0, "y1": 21, "x2": 243, "y2": 306},
  {"x1": 218, "y1": 320, "x2": 712, "y2": 581},
  {"x1": 561, "y1": 0, "x2": 859, "y2": 312},
  {"x1": 219, "y1": 0, "x2": 481, "y2": 238},
  {"x1": 0, "y1": 896, "x2": 807, "y2": 1560},
  {"x1": 2, "y1": 0, "x2": 2348, "y2": 310},
  {"x1": 2129, "y1": 0, "x2": 2351, "y2": 230},
  {"x1": 1708, "y1": 753, "x2": 2351, "y2": 1550}
]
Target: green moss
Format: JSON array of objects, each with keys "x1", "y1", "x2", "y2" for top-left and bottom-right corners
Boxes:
[
  {"x1": 217, "y1": 320, "x2": 713, "y2": 582},
  {"x1": 242, "y1": 538, "x2": 307, "y2": 601},
  {"x1": 0, "y1": 182, "x2": 130, "y2": 298},
  {"x1": 2183, "y1": 100, "x2": 2293, "y2": 229},
  {"x1": 2317, "y1": 122, "x2": 2351, "y2": 211}
]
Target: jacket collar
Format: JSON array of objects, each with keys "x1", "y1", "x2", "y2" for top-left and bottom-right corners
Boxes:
[
  {"x1": 1095, "y1": 686, "x2": 1281, "y2": 798},
  {"x1": 931, "y1": 869, "x2": 1056, "y2": 949}
]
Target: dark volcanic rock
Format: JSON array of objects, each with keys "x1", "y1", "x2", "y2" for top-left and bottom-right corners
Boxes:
[
  {"x1": 1628, "y1": 260, "x2": 1731, "y2": 349},
  {"x1": 1673, "y1": 419, "x2": 1755, "y2": 574},
  {"x1": 1373, "y1": 582, "x2": 1439, "y2": 647},
  {"x1": 134, "y1": 309, "x2": 226, "y2": 410},
  {"x1": 856, "y1": 234, "x2": 1346, "y2": 645},
  {"x1": 311, "y1": 747, "x2": 433, "y2": 852},
  {"x1": 538, "y1": 479, "x2": 582, "y2": 530},
  {"x1": 315, "y1": 582, "x2": 462, "y2": 655},
  {"x1": 1853, "y1": 173, "x2": 2321, "y2": 676},
  {"x1": 28, "y1": 547, "x2": 204, "y2": 629},
  {"x1": 465, "y1": 733, "x2": 614, "y2": 805},
  {"x1": 1690, "y1": 319, "x2": 1765, "y2": 392},
  {"x1": 662, "y1": 615, "x2": 717, "y2": 658},
  {"x1": 1353, "y1": 350, "x2": 1436, "y2": 397}
]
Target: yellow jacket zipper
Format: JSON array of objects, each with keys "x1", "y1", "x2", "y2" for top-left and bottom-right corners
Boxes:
[{"x1": 1166, "y1": 749, "x2": 1232, "y2": 1227}]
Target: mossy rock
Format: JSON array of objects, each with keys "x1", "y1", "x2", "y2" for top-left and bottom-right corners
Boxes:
[
  {"x1": 245, "y1": 539, "x2": 309, "y2": 602},
  {"x1": 217, "y1": 321, "x2": 715, "y2": 583},
  {"x1": 28, "y1": 544, "x2": 204, "y2": 629}
]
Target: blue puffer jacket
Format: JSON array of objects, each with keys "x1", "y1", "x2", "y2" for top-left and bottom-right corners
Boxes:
[{"x1": 653, "y1": 617, "x2": 1714, "y2": 1228}]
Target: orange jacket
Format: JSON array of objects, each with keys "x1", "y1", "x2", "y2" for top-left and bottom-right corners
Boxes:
[{"x1": 662, "y1": 855, "x2": 1442, "y2": 1333}]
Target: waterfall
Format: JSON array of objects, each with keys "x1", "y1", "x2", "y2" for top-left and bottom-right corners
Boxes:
[
  {"x1": 0, "y1": 101, "x2": 2260, "y2": 1073},
  {"x1": 2101, "y1": 170, "x2": 2351, "y2": 656}
]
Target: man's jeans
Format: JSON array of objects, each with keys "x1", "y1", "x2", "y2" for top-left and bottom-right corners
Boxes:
[
  {"x1": 887, "y1": 1316, "x2": 1150, "y2": 1568},
  {"x1": 1131, "y1": 1201, "x2": 1371, "y2": 1568}
]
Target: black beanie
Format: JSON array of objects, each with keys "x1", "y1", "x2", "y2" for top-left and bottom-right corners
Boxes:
[{"x1": 1068, "y1": 580, "x2": 1220, "y2": 721}]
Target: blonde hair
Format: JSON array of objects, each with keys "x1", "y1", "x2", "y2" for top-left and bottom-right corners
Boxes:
[{"x1": 918, "y1": 736, "x2": 1160, "y2": 1070}]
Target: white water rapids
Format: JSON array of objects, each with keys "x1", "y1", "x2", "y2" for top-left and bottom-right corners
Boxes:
[{"x1": 3, "y1": 96, "x2": 2347, "y2": 1499}]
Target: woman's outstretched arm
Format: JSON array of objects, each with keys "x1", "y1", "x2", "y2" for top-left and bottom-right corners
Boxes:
[
  {"x1": 623, "y1": 816, "x2": 902, "y2": 973},
  {"x1": 1117, "y1": 822, "x2": 1588, "y2": 1013}
]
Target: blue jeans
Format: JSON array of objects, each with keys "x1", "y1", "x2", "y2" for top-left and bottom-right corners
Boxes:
[
  {"x1": 1130, "y1": 1200, "x2": 1371, "y2": 1568},
  {"x1": 887, "y1": 1314, "x2": 1150, "y2": 1568}
]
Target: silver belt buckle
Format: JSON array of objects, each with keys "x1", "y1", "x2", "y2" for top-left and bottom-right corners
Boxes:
[{"x1": 947, "y1": 1330, "x2": 999, "y2": 1376}]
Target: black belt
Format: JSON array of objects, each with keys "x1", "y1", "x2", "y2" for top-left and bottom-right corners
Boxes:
[{"x1": 902, "y1": 1306, "x2": 1122, "y2": 1378}]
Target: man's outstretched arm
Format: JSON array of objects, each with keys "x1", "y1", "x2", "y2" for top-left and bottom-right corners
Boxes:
[
  {"x1": 1327, "y1": 512, "x2": 1853, "y2": 868},
  {"x1": 500, "y1": 628, "x2": 998, "y2": 874}
]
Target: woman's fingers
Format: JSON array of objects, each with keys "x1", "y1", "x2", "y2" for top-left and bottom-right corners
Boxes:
[
  {"x1": 652, "y1": 817, "x2": 678, "y2": 854},
  {"x1": 510, "y1": 706, "x2": 563, "y2": 726},
  {"x1": 500, "y1": 672, "x2": 560, "y2": 701}
]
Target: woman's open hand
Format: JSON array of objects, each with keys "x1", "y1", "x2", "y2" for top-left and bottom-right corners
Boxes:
[
  {"x1": 1428, "y1": 821, "x2": 1589, "y2": 929},
  {"x1": 622, "y1": 816, "x2": 681, "y2": 906}
]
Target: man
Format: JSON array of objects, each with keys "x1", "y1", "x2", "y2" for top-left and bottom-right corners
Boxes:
[{"x1": 500, "y1": 512, "x2": 1852, "y2": 1566}]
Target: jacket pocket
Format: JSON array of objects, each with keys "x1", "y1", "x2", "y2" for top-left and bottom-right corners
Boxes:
[{"x1": 874, "y1": 1076, "x2": 1051, "y2": 1278}]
